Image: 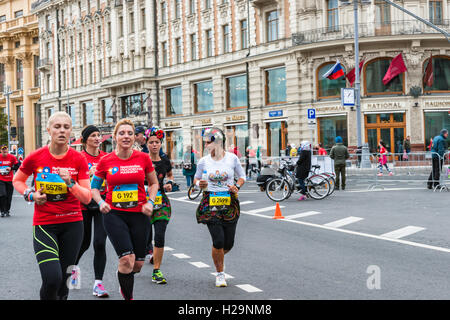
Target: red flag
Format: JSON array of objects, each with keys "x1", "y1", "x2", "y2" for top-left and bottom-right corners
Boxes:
[
  {"x1": 345, "y1": 60, "x2": 365, "y2": 86},
  {"x1": 382, "y1": 53, "x2": 407, "y2": 85},
  {"x1": 423, "y1": 54, "x2": 433, "y2": 87}
]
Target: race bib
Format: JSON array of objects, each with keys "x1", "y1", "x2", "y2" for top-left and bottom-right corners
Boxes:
[
  {"x1": 112, "y1": 184, "x2": 138, "y2": 209},
  {"x1": 146, "y1": 188, "x2": 163, "y2": 210},
  {"x1": 0, "y1": 166, "x2": 9, "y2": 175},
  {"x1": 35, "y1": 173, "x2": 68, "y2": 202},
  {"x1": 209, "y1": 192, "x2": 231, "y2": 212}
]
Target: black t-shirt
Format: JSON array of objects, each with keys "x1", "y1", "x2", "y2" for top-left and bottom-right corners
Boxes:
[{"x1": 153, "y1": 157, "x2": 172, "y2": 191}]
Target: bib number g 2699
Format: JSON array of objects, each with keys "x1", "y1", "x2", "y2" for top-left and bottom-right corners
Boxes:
[{"x1": 209, "y1": 192, "x2": 231, "y2": 212}]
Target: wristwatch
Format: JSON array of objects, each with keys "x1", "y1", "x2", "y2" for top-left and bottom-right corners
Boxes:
[
  {"x1": 66, "y1": 179, "x2": 76, "y2": 188},
  {"x1": 235, "y1": 184, "x2": 241, "y2": 190}
]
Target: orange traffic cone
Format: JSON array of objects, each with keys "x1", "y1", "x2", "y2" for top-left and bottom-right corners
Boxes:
[{"x1": 272, "y1": 202, "x2": 284, "y2": 219}]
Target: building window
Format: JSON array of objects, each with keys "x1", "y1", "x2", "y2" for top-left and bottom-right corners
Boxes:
[
  {"x1": 14, "y1": 10, "x2": 23, "y2": 18},
  {"x1": 240, "y1": 19, "x2": 248, "y2": 49},
  {"x1": 88, "y1": 29, "x2": 92, "y2": 47},
  {"x1": 166, "y1": 130, "x2": 184, "y2": 161},
  {"x1": 162, "y1": 41, "x2": 168, "y2": 67},
  {"x1": 89, "y1": 62, "x2": 93, "y2": 84},
  {"x1": 97, "y1": 25, "x2": 102, "y2": 43},
  {"x1": 225, "y1": 124, "x2": 248, "y2": 159},
  {"x1": 35, "y1": 103, "x2": 42, "y2": 148},
  {"x1": 101, "y1": 98, "x2": 114, "y2": 123},
  {"x1": 141, "y1": 8, "x2": 146, "y2": 30},
  {"x1": 266, "y1": 121, "x2": 287, "y2": 157},
  {"x1": 70, "y1": 67, "x2": 74, "y2": 88},
  {"x1": 46, "y1": 42, "x2": 52, "y2": 60},
  {"x1": 189, "y1": 0, "x2": 195, "y2": 15},
  {"x1": 80, "y1": 65, "x2": 84, "y2": 86},
  {"x1": 175, "y1": 38, "x2": 182, "y2": 64},
  {"x1": 226, "y1": 74, "x2": 247, "y2": 108},
  {"x1": 16, "y1": 60, "x2": 23, "y2": 90},
  {"x1": 107, "y1": 22, "x2": 111, "y2": 41},
  {"x1": 0, "y1": 15, "x2": 6, "y2": 22},
  {"x1": 119, "y1": 16, "x2": 124, "y2": 36},
  {"x1": 166, "y1": 86, "x2": 183, "y2": 116},
  {"x1": 429, "y1": 0, "x2": 443, "y2": 25},
  {"x1": 318, "y1": 116, "x2": 348, "y2": 151},
  {"x1": 423, "y1": 56, "x2": 450, "y2": 92},
  {"x1": 206, "y1": 29, "x2": 213, "y2": 57},
  {"x1": 265, "y1": 67, "x2": 286, "y2": 105},
  {"x1": 175, "y1": 0, "x2": 181, "y2": 19},
  {"x1": 16, "y1": 105, "x2": 24, "y2": 147},
  {"x1": 129, "y1": 11, "x2": 135, "y2": 33},
  {"x1": 327, "y1": 0, "x2": 339, "y2": 32},
  {"x1": 194, "y1": 80, "x2": 213, "y2": 113},
  {"x1": 45, "y1": 14, "x2": 51, "y2": 30},
  {"x1": 78, "y1": 33, "x2": 83, "y2": 50},
  {"x1": 267, "y1": 10, "x2": 279, "y2": 42},
  {"x1": 121, "y1": 93, "x2": 145, "y2": 117},
  {"x1": 205, "y1": 0, "x2": 211, "y2": 9},
  {"x1": 223, "y1": 24, "x2": 230, "y2": 53},
  {"x1": 424, "y1": 111, "x2": 450, "y2": 149},
  {"x1": 83, "y1": 102, "x2": 94, "y2": 126},
  {"x1": 34, "y1": 56, "x2": 40, "y2": 87},
  {"x1": 364, "y1": 58, "x2": 404, "y2": 95},
  {"x1": 317, "y1": 62, "x2": 346, "y2": 99},
  {"x1": 161, "y1": 2, "x2": 167, "y2": 23},
  {"x1": 98, "y1": 60, "x2": 103, "y2": 82},
  {"x1": 190, "y1": 33, "x2": 197, "y2": 60},
  {"x1": 0, "y1": 64, "x2": 4, "y2": 92},
  {"x1": 62, "y1": 70, "x2": 67, "y2": 90},
  {"x1": 65, "y1": 104, "x2": 77, "y2": 127}
]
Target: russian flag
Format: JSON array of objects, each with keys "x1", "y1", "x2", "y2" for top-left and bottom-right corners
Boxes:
[{"x1": 322, "y1": 60, "x2": 345, "y2": 80}]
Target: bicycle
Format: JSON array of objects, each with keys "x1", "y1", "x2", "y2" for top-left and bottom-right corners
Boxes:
[
  {"x1": 310, "y1": 164, "x2": 336, "y2": 196},
  {"x1": 187, "y1": 183, "x2": 202, "y2": 200},
  {"x1": 265, "y1": 159, "x2": 330, "y2": 201}
]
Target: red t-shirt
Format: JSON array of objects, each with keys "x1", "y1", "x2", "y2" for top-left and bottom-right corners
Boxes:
[
  {"x1": 94, "y1": 150, "x2": 154, "y2": 213},
  {"x1": 20, "y1": 146, "x2": 90, "y2": 226},
  {"x1": 82, "y1": 149, "x2": 108, "y2": 197},
  {"x1": 0, "y1": 154, "x2": 19, "y2": 182}
]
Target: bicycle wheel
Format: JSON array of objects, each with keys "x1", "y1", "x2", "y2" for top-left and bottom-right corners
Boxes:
[
  {"x1": 306, "y1": 175, "x2": 330, "y2": 200},
  {"x1": 188, "y1": 184, "x2": 202, "y2": 200},
  {"x1": 321, "y1": 173, "x2": 336, "y2": 195},
  {"x1": 266, "y1": 178, "x2": 291, "y2": 202}
]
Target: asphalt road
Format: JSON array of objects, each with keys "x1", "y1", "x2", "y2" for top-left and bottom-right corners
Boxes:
[{"x1": 0, "y1": 177, "x2": 449, "y2": 300}]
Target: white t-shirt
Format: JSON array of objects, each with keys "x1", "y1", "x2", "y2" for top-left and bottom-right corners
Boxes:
[{"x1": 195, "y1": 152, "x2": 246, "y2": 192}]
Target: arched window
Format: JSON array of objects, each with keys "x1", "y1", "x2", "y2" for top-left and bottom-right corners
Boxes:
[
  {"x1": 364, "y1": 57, "x2": 404, "y2": 95},
  {"x1": 423, "y1": 55, "x2": 450, "y2": 92},
  {"x1": 317, "y1": 62, "x2": 346, "y2": 99}
]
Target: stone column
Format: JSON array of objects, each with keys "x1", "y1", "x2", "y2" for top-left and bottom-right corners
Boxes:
[{"x1": 19, "y1": 53, "x2": 35, "y2": 155}]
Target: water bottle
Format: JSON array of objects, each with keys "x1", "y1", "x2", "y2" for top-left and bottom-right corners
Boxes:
[
  {"x1": 201, "y1": 170, "x2": 208, "y2": 190},
  {"x1": 447, "y1": 166, "x2": 450, "y2": 179}
]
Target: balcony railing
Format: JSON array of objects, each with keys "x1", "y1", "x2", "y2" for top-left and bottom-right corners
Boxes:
[
  {"x1": 292, "y1": 20, "x2": 450, "y2": 46},
  {"x1": 38, "y1": 58, "x2": 52, "y2": 71}
]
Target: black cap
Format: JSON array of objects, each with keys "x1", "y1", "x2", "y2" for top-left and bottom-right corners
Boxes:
[{"x1": 135, "y1": 126, "x2": 146, "y2": 135}]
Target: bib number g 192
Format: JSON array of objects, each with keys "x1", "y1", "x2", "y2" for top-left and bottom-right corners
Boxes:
[{"x1": 112, "y1": 184, "x2": 138, "y2": 209}]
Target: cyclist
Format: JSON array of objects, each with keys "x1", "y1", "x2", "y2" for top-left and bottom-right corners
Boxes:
[
  {"x1": 0, "y1": 145, "x2": 19, "y2": 217},
  {"x1": 72, "y1": 125, "x2": 109, "y2": 297},
  {"x1": 12, "y1": 111, "x2": 92, "y2": 300},
  {"x1": 145, "y1": 127, "x2": 174, "y2": 284},
  {"x1": 295, "y1": 141, "x2": 312, "y2": 201},
  {"x1": 193, "y1": 127, "x2": 246, "y2": 288},
  {"x1": 91, "y1": 119, "x2": 159, "y2": 300}
]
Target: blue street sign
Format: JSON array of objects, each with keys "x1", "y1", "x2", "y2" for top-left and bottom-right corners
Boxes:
[
  {"x1": 18, "y1": 147, "x2": 24, "y2": 155},
  {"x1": 307, "y1": 108, "x2": 316, "y2": 120},
  {"x1": 269, "y1": 110, "x2": 283, "y2": 117}
]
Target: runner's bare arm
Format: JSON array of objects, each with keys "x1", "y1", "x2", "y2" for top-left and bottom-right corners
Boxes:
[{"x1": 146, "y1": 170, "x2": 159, "y2": 201}]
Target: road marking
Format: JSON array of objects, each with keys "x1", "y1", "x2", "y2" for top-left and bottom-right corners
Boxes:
[
  {"x1": 164, "y1": 246, "x2": 175, "y2": 251},
  {"x1": 236, "y1": 284, "x2": 263, "y2": 293},
  {"x1": 285, "y1": 211, "x2": 322, "y2": 220},
  {"x1": 323, "y1": 216, "x2": 364, "y2": 228},
  {"x1": 246, "y1": 205, "x2": 285, "y2": 214},
  {"x1": 380, "y1": 226, "x2": 426, "y2": 239},
  {"x1": 211, "y1": 272, "x2": 234, "y2": 279},
  {"x1": 172, "y1": 253, "x2": 191, "y2": 259},
  {"x1": 347, "y1": 187, "x2": 424, "y2": 193},
  {"x1": 239, "y1": 201, "x2": 255, "y2": 205},
  {"x1": 189, "y1": 261, "x2": 210, "y2": 268},
  {"x1": 173, "y1": 196, "x2": 189, "y2": 200}
]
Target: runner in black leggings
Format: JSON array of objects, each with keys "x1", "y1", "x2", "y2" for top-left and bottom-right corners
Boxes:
[
  {"x1": 0, "y1": 145, "x2": 19, "y2": 217},
  {"x1": 13, "y1": 112, "x2": 92, "y2": 300},
  {"x1": 72, "y1": 125, "x2": 109, "y2": 297}
]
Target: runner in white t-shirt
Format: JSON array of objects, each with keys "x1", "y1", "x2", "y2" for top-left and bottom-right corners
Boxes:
[{"x1": 193, "y1": 127, "x2": 246, "y2": 288}]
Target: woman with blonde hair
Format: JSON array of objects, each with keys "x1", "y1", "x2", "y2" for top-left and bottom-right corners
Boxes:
[
  {"x1": 13, "y1": 111, "x2": 92, "y2": 300},
  {"x1": 91, "y1": 119, "x2": 159, "y2": 300}
]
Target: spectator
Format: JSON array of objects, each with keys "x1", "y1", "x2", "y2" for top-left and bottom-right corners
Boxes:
[
  {"x1": 427, "y1": 138, "x2": 433, "y2": 151},
  {"x1": 402, "y1": 136, "x2": 411, "y2": 161},
  {"x1": 285, "y1": 144, "x2": 292, "y2": 156},
  {"x1": 182, "y1": 146, "x2": 197, "y2": 187},
  {"x1": 134, "y1": 126, "x2": 149, "y2": 153},
  {"x1": 427, "y1": 129, "x2": 448, "y2": 189},
  {"x1": 295, "y1": 141, "x2": 312, "y2": 201},
  {"x1": 317, "y1": 143, "x2": 327, "y2": 156},
  {"x1": 330, "y1": 136, "x2": 350, "y2": 190},
  {"x1": 290, "y1": 144, "x2": 298, "y2": 157},
  {"x1": 355, "y1": 145, "x2": 362, "y2": 168}
]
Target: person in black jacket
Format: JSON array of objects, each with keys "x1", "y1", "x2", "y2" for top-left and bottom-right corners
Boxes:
[{"x1": 295, "y1": 141, "x2": 312, "y2": 201}]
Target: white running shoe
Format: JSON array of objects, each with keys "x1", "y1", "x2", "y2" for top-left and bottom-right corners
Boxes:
[{"x1": 215, "y1": 272, "x2": 227, "y2": 287}]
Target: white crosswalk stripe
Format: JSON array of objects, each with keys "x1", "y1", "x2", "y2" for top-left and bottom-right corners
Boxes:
[
  {"x1": 380, "y1": 226, "x2": 426, "y2": 239},
  {"x1": 285, "y1": 211, "x2": 322, "y2": 220},
  {"x1": 323, "y1": 216, "x2": 364, "y2": 228}
]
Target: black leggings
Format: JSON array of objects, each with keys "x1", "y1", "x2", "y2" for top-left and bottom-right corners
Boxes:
[
  {"x1": 146, "y1": 219, "x2": 169, "y2": 252},
  {"x1": 75, "y1": 209, "x2": 107, "y2": 280},
  {"x1": 103, "y1": 210, "x2": 150, "y2": 261},
  {"x1": 207, "y1": 222, "x2": 238, "y2": 251},
  {"x1": 0, "y1": 180, "x2": 14, "y2": 213},
  {"x1": 33, "y1": 221, "x2": 83, "y2": 300}
]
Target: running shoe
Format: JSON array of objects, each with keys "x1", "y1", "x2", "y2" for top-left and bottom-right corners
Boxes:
[
  {"x1": 152, "y1": 269, "x2": 167, "y2": 284},
  {"x1": 388, "y1": 172, "x2": 394, "y2": 176},
  {"x1": 297, "y1": 195, "x2": 307, "y2": 201},
  {"x1": 147, "y1": 249, "x2": 154, "y2": 264},
  {"x1": 377, "y1": 173, "x2": 383, "y2": 176},
  {"x1": 1, "y1": 212, "x2": 4, "y2": 218},
  {"x1": 215, "y1": 272, "x2": 227, "y2": 287},
  {"x1": 93, "y1": 283, "x2": 109, "y2": 298},
  {"x1": 5, "y1": 211, "x2": 10, "y2": 217}
]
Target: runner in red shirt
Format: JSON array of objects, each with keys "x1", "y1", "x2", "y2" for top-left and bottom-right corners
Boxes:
[
  {"x1": 91, "y1": 119, "x2": 159, "y2": 300},
  {"x1": 0, "y1": 145, "x2": 19, "y2": 217},
  {"x1": 71, "y1": 125, "x2": 110, "y2": 298},
  {"x1": 12, "y1": 111, "x2": 91, "y2": 300}
]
